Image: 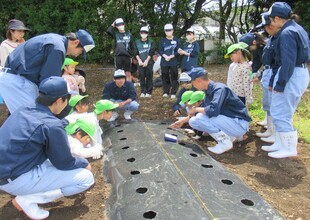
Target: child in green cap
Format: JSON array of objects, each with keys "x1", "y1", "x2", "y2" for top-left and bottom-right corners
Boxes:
[
  {"x1": 187, "y1": 91, "x2": 207, "y2": 139},
  {"x1": 225, "y1": 42, "x2": 253, "y2": 106},
  {"x1": 61, "y1": 58, "x2": 80, "y2": 94},
  {"x1": 65, "y1": 118, "x2": 103, "y2": 159},
  {"x1": 188, "y1": 91, "x2": 206, "y2": 108},
  {"x1": 68, "y1": 95, "x2": 90, "y2": 114},
  {"x1": 172, "y1": 72, "x2": 196, "y2": 117},
  {"x1": 65, "y1": 99, "x2": 119, "y2": 148}
]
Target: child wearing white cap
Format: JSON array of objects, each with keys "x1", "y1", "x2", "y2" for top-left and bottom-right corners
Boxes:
[
  {"x1": 102, "y1": 69, "x2": 139, "y2": 120},
  {"x1": 178, "y1": 27, "x2": 200, "y2": 72},
  {"x1": 159, "y1": 23, "x2": 181, "y2": 99},
  {"x1": 107, "y1": 18, "x2": 136, "y2": 81},
  {"x1": 135, "y1": 26, "x2": 155, "y2": 97}
]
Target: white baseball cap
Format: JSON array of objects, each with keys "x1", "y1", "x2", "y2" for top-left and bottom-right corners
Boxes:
[
  {"x1": 114, "y1": 69, "x2": 126, "y2": 78},
  {"x1": 140, "y1": 26, "x2": 149, "y2": 33},
  {"x1": 115, "y1": 18, "x2": 124, "y2": 26},
  {"x1": 164, "y1": 24, "x2": 173, "y2": 31},
  {"x1": 186, "y1": 27, "x2": 195, "y2": 33}
]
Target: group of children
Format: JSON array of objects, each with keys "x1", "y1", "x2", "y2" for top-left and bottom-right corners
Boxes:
[{"x1": 107, "y1": 18, "x2": 200, "y2": 99}]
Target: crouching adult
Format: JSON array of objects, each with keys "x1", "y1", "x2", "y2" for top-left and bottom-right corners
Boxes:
[
  {"x1": 0, "y1": 76, "x2": 94, "y2": 219},
  {"x1": 186, "y1": 67, "x2": 251, "y2": 154},
  {"x1": 102, "y1": 69, "x2": 139, "y2": 121}
]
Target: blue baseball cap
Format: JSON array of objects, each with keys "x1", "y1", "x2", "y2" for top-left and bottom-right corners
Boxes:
[
  {"x1": 187, "y1": 67, "x2": 208, "y2": 81},
  {"x1": 267, "y1": 2, "x2": 291, "y2": 19},
  {"x1": 39, "y1": 76, "x2": 75, "y2": 98},
  {"x1": 256, "y1": 12, "x2": 271, "y2": 29},
  {"x1": 239, "y1": 33, "x2": 255, "y2": 47},
  {"x1": 75, "y1": 29, "x2": 95, "y2": 59}
]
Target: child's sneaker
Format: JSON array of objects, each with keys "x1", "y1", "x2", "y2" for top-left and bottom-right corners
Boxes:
[
  {"x1": 171, "y1": 95, "x2": 176, "y2": 99},
  {"x1": 140, "y1": 93, "x2": 145, "y2": 98},
  {"x1": 145, "y1": 93, "x2": 151, "y2": 97},
  {"x1": 163, "y1": 93, "x2": 169, "y2": 97}
]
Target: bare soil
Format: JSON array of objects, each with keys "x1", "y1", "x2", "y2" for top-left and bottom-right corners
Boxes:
[{"x1": 0, "y1": 64, "x2": 309, "y2": 219}]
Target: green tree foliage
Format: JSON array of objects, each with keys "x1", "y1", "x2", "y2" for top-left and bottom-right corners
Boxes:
[{"x1": 0, "y1": 0, "x2": 309, "y2": 64}]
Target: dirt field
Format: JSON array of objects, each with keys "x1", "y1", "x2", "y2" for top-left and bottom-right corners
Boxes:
[{"x1": 0, "y1": 64, "x2": 309, "y2": 219}]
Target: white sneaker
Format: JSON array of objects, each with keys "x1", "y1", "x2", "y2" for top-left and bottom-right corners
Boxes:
[
  {"x1": 171, "y1": 95, "x2": 176, "y2": 99},
  {"x1": 145, "y1": 93, "x2": 152, "y2": 97},
  {"x1": 124, "y1": 111, "x2": 133, "y2": 120},
  {"x1": 140, "y1": 93, "x2": 145, "y2": 98},
  {"x1": 163, "y1": 93, "x2": 169, "y2": 97},
  {"x1": 108, "y1": 112, "x2": 119, "y2": 121},
  {"x1": 134, "y1": 82, "x2": 140, "y2": 87},
  {"x1": 192, "y1": 135, "x2": 201, "y2": 140}
]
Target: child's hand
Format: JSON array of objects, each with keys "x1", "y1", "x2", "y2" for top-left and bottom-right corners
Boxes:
[{"x1": 173, "y1": 110, "x2": 181, "y2": 117}]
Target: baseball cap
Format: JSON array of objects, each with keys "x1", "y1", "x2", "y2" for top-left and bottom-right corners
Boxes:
[
  {"x1": 267, "y1": 2, "x2": 291, "y2": 19},
  {"x1": 140, "y1": 26, "x2": 149, "y2": 33},
  {"x1": 164, "y1": 24, "x2": 173, "y2": 31},
  {"x1": 187, "y1": 67, "x2": 208, "y2": 81},
  {"x1": 256, "y1": 12, "x2": 271, "y2": 29},
  {"x1": 65, "y1": 118, "x2": 95, "y2": 140},
  {"x1": 68, "y1": 95, "x2": 89, "y2": 114},
  {"x1": 114, "y1": 69, "x2": 126, "y2": 78},
  {"x1": 179, "y1": 91, "x2": 194, "y2": 105},
  {"x1": 178, "y1": 72, "x2": 191, "y2": 82},
  {"x1": 94, "y1": 100, "x2": 119, "y2": 115},
  {"x1": 188, "y1": 91, "x2": 205, "y2": 105},
  {"x1": 39, "y1": 76, "x2": 74, "y2": 98},
  {"x1": 61, "y1": 58, "x2": 79, "y2": 70},
  {"x1": 224, "y1": 42, "x2": 249, "y2": 58},
  {"x1": 186, "y1": 27, "x2": 194, "y2": 34},
  {"x1": 75, "y1": 29, "x2": 95, "y2": 59},
  {"x1": 8, "y1": 19, "x2": 31, "y2": 31},
  {"x1": 239, "y1": 33, "x2": 255, "y2": 47},
  {"x1": 115, "y1": 18, "x2": 125, "y2": 26}
]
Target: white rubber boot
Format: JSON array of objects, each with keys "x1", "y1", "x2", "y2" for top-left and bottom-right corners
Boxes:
[
  {"x1": 261, "y1": 132, "x2": 281, "y2": 152},
  {"x1": 208, "y1": 131, "x2": 233, "y2": 154},
  {"x1": 268, "y1": 131, "x2": 298, "y2": 158},
  {"x1": 12, "y1": 189, "x2": 63, "y2": 220},
  {"x1": 260, "y1": 124, "x2": 275, "y2": 143},
  {"x1": 124, "y1": 111, "x2": 133, "y2": 120},
  {"x1": 256, "y1": 116, "x2": 273, "y2": 138},
  {"x1": 257, "y1": 112, "x2": 268, "y2": 127}
]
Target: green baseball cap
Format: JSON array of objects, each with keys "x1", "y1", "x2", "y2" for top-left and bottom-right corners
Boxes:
[
  {"x1": 188, "y1": 91, "x2": 205, "y2": 105},
  {"x1": 224, "y1": 42, "x2": 249, "y2": 58},
  {"x1": 68, "y1": 95, "x2": 89, "y2": 114},
  {"x1": 179, "y1": 91, "x2": 194, "y2": 105},
  {"x1": 61, "y1": 58, "x2": 79, "y2": 70},
  {"x1": 65, "y1": 118, "x2": 95, "y2": 140},
  {"x1": 93, "y1": 100, "x2": 119, "y2": 115}
]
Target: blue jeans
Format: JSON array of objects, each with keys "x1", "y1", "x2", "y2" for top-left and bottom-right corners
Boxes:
[
  {"x1": 111, "y1": 99, "x2": 139, "y2": 112},
  {"x1": 261, "y1": 69, "x2": 272, "y2": 115},
  {"x1": 270, "y1": 67, "x2": 309, "y2": 132},
  {"x1": 189, "y1": 113, "x2": 249, "y2": 137},
  {"x1": 0, "y1": 160, "x2": 94, "y2": 196}
]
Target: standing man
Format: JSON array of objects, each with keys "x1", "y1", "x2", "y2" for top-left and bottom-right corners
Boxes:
[
  {"x1": 0, "y1": 29, "x2": 95, "y2": 114},
  {"x1": 107, "y1": 18, "x2": 136, "y2": 81},
  {"x1": 135, "y1": 26, "x2": 155, "y2": 97},
  {"x1": 0, "y1": 76, "x2": 94, "y2": 219},
  {"x1": 170, "y1": 68, "x2": 251, "y2": 154},
  {"x1": 159, "y1": 23, "x2": 181, "y2": 99},
  {"x1": 102, "y1": 69, "x2": 139, "y2": 121}
]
